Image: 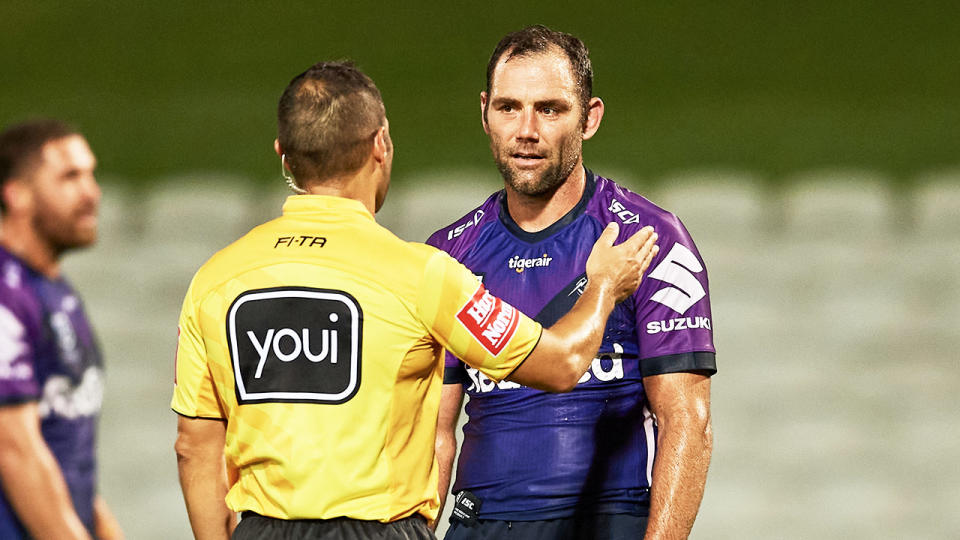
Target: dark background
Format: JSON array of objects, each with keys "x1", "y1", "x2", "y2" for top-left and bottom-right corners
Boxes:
[{"x1": 2, "y1": 1, "x2": 957, "y2": 187}]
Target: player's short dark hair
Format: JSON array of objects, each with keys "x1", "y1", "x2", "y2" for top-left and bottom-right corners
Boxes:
[
  {"x1": 0, "y1": 119, "x2": 79, "y2": 213},
  {"x1": 486, "y1": 25, "x2": 594, "y2": 124},
  {"x1": 277, "y1": 61, "x2": 385, "y2": 187}
]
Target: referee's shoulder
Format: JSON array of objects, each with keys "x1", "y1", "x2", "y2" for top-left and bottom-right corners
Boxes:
[
  {"x1": 366, "y1": 222, "x2": 446, "y2": 278},
  {"x1": 181, "y1": 222, "x2": 274, "y2": 297},
  {"x1": 396, "y1": 240, "x2": 445, "y2": 277}
]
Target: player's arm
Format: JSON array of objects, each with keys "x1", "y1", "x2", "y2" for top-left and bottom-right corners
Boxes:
[
  {"x1": 508, "y1": 223, "x2": 658, "y2": 391},
  {"x1": 0, "y1": 402, "x2": 92, "y2": 540},
  {"x1": 174, "y1": 415, "x2": 235, "y2": 540},
  {"x1": 643, "y1": 371, "x2": 713, "y2": 539},
  {"x1": 432, "y1": 382, "x2": 464, "y2": 530},
  {"x1": 93, "y1": 494, "x2": 124, "y2": 540}
]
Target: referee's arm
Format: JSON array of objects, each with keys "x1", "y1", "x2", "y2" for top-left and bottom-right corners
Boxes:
[{"x1": 175, "y1": 415, "x2": 236, "y2": 540}]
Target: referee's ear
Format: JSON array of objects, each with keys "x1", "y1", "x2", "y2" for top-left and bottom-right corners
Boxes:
[
  {"x1": 582, "y1": 97, "x2": 605, "y2": 141},
  {"x1": 273, "y1": 139, "x2": 283, "y2": 157},
  {"x1": 372, "y1": 126, "x2": 390, "y2": 166}
]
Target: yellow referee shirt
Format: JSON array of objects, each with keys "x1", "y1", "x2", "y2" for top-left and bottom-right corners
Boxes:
[{"x1": 171, "y1": 195, "x2": 542, "y2": 522}]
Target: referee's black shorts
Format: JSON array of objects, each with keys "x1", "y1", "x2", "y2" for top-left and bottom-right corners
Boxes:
[{"x1": 232, "y1": 512, "x2": 434, "y2": 540}]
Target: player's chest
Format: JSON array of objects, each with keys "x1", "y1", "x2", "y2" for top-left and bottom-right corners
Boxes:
[
  {"x1": 35, "y1": 285, "x2": 100, "y2": 379},
  {"x1": 460, "y1": 232, "x2": 596, "y2": 316},
  {"x1": 31, "y1": 283, "x2": 104, "y2": 420}
]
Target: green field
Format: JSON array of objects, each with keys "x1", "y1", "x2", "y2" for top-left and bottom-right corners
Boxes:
[{"x1": 2, "y1": 1, "x2": 958, "y2": 187}]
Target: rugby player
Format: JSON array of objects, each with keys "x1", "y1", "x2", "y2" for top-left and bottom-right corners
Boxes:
[
  {"x1": 428, "y1": 26, "x2": 716, "y2": 539},
  {"x1": 172, "y1": 61, "x2": 658, "y2": 540},
  {"x1": 0, "y1": 120, "x2": 123, "y2": 539}
]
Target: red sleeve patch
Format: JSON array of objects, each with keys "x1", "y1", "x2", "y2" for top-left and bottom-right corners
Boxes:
[{"x1": 456, "y1": 285, "x2": 520, "y2": 356}]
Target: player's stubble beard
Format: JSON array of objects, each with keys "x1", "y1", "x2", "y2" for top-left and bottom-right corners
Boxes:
[
  {"x1": 32, "y1": 198, "x2": 98, "y2": 257},
  {"x1": 491, "y1": 127, "x2": 583, "y2": 198}
]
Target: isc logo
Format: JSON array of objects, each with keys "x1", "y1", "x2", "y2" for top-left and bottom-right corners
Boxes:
[
  {"x1": 227, "y1": 287, "x2": 362, "y2": 404},
  {"x1": 446, "y1": 210, "x2": 485, "y2": 240}
]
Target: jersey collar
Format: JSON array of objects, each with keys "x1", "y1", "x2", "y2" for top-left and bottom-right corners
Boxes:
[
  {"x1": 0, "y1": 244, "x2": 64, "y2": 284},
  {"x1": 282, "y1": 195, "x2": 375, "y2": 221},
  {"x1": 497, "y1": 168, "x2": 597, "y2": 244}
]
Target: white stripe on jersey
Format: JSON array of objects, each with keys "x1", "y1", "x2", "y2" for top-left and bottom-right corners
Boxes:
[{"x1": 643, "y1": 405, "x2": 657, "y2": 486}]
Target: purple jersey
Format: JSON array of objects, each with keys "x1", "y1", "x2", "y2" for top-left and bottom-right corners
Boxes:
[
  {"x1": 427, "y1": 170, "x2": 716, "y2": 520},
  {"x1": 0, "y1": 247, "x2": 103, "y2": 538}
]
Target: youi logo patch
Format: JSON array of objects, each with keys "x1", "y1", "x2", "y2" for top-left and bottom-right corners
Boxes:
[
  {"x1": 228, "y1": 287, "x2": 362, "y2": 404},
  {"x1": 507, "y1": 253, "x2": 553, "y2": 273}
]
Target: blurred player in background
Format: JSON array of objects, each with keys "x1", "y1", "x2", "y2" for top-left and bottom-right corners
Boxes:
[
  {"x1": 428, "y1": 26, "x2": 716, "y2": 539},
  {"x1": 0, "y1": 119, "x2": 123, "y2": 539},
  {"x1": 172, "y1": 61, "x2": 658, "y2": 540}
]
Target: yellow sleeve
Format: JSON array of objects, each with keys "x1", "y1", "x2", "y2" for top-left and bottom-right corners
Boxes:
[
  {"x1": 170, "y1": 276, "x2": 225, "y2": 419},
  {"x1": 417, "y1": 250, "x2": 542, "y2": 382}
]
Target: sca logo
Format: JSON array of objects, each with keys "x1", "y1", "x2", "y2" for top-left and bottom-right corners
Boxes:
[{"x1": 228, "y1": 287, "x2": 362, "y2": 404}]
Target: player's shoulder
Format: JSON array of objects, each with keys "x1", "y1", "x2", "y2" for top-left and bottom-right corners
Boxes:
[
  {"x1": 588, "y1": 172, "x2": 692, "y2": 243},
  {"x1": 0, "y1": 249, "x2": 23, "y2": 295},
  {"x1": 426, "y1": 192, "x2": 501, "y2": 256},
  {"x1": 0, "y1": 249, "x2": 39, "y2": 310}
]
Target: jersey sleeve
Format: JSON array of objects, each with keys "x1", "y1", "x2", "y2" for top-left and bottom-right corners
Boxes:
[
  {"x1": 0, "y1": 295, "x2": 40, "y2": 404},
  {"x1": 633, "y1": 214, "x2": 717, "y2": 377},
  {"x1": 442, "y1": 350, "x2": 469, "y2": 385},
  {"x1": 171, "y1": 278, "x2": 225, "y2": 419},
  {"x1": 417, "y1": 250, "x2": 542, "y2": 383}
]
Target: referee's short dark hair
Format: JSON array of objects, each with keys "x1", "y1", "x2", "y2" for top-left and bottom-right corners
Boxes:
[
  {"x1": 485, "y1": 25, "x2": 594, "y2": 126},
  {"x1": 0, "y1": 118, "x2": 79, "y2": 213},
  {"x1": 277, "y1": 61, "x2": 386, "y2": 188}
]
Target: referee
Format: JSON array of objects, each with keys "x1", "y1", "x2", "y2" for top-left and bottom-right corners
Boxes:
[{"x1": 172, "y1": 61, "x2": 658, "y2": 540}]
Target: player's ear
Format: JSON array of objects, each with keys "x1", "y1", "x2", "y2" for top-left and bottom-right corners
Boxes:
[
  {"x1": 480, "y1": 91, "x2": 491, "y2": 135},
  {"x1": 1, "y1": 178, "x2": 32, "y2": 213},
  {"x1": 582, "y1": 97, "x2": 605, "y2": 141}
]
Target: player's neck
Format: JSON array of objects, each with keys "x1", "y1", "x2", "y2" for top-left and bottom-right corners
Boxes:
[
  {"x1": 504, "y1": 163, "x2": 586, "y2": 233},
  {"x1": 0, "y1": 220, "x2": 62, "y2": 278}
]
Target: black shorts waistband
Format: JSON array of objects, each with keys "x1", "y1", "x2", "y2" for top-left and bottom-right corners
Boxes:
[
  {"x1": 235, "y1": 512, "x2": 433, "y2": 540},
  {"x1": 240, "y1": 511, "x2": 427, "y2": 525}
]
